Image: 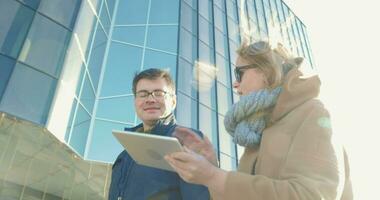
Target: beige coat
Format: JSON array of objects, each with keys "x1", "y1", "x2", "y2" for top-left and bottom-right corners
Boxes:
[{"x1": 224, "y1": 69, "x2": 353, "y2": 200}]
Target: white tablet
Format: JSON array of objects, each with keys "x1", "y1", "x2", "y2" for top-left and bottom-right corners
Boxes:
[{"x1": 112, "y1": 130, "x2": 183, "y2": 171}]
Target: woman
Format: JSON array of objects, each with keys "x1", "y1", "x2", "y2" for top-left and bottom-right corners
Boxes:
[{"x1": 165, "y1": 41, "x2": 353, "y2": 200}]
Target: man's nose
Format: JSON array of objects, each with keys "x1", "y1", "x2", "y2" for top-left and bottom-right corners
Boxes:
[{"x1": 145, "y1": 94, "x2": 157, "y2": 102}]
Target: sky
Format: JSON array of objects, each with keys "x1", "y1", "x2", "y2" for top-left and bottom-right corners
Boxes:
[{"x1": 283, "y1": 0, "x2": 380, "y2": 199}]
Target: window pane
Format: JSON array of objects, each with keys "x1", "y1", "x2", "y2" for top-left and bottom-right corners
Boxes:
[
  {"x1": 38, "y1": 0, "x2": 81, "y2": 29},
  {"x1": 96, "y1": 96, "x2": 135, "y2": 123},
  {"x1": 19, "y1": 0, "x2": 40, "y2": 9},
  {"x1": 79, "y1": 72, "x2": 95, "y2": 114},
  {"x1": 181, "y1": 2, "x2": 197, "y2": 34},
  {"x1": 115, "y1": 0, "x2": 149, "y2": 25},
  {"x1": 0, "y1": 1, "x2": 34, "y2": 58},
  {"x1": 65, "y1": 99, "x2": 78, "y2": 142},
  {"x1": 175, "y1": 92, "x2": 197, "y2": 129},
  {"x1": 179, "y1": 28, "x2": 197, "y2": 62},
  {"x1": 177, "y1": 59, "x2": 197, "y2": 99},
  {"x1": 146, "y1": 25, "x2": 178, "y2": 53},
  {"x1": 0, "y1": 63, "x2": 56, "y2": 124},
  {"x1": 18, "y1": 14, "x2": 71, "y2": 77},
  {"x1": 113, "y1": 26, "x2": 146, "y2": 46},
  {"x1": 101, "y1": 43, "x2": 142, "y2": 96},
  {"x1": 199, "y1": 16, "x2": 213, "y2": 47},
  {"x1": 86, "y1": 119, "x2": 129, "y2": 162},
  {"x1": 88, "y1": 23, "x2": 107, "y2": 91},
  {"x1": 199, "y1": 104, "x2": 218, "y2": 148},
  {"x1": 0, "y1": 55, "x2": 16, "y2": 100},
  {"x1": 216, "y1": 54, "x2": 231, "y2": 87},
  {"x1": 99, "y1": 1, "x2": 111, "y2": 33},
  {"x1": 106, "y1": 0, "x2": 116, "y2": 17},
  {"x1": 143, "y1": 49, "x2": 177, "y2": 79},
  {"x1": 216, "y1": 82, "x2": 232, "y2": 115},
  {"x1": 149, "y1": 0, "x2": 179, "y2": 24},
  {"x1": 69, "y1": 104, "x2": 91, "y2": 156}
]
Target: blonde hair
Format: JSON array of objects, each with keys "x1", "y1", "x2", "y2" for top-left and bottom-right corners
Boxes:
[{"x1": 236, "y1": 41, "x2": 303, "y2": 88}]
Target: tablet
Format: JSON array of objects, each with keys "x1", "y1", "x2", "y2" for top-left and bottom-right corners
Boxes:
[{"x1": 112, "y1": 130, "x2": 183, "y2": 171}]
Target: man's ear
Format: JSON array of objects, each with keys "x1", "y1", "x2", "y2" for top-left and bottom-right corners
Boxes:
[{"x1": 171, "y1": 94, "x2": 177, "y2": 110}]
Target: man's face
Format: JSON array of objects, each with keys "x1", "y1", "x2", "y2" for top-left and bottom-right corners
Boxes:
[{"x1": 134, "y1": 78, "x2": 176, "y2": 125}]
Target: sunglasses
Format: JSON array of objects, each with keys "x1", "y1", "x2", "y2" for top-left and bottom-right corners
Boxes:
[{"x1": 234, "y1": 64, "x2": 259, "y2": 82}]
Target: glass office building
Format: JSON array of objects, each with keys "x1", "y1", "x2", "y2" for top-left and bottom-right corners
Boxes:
[{"x1": 0, "y1": 0, "x2": 314, "y2": 199}]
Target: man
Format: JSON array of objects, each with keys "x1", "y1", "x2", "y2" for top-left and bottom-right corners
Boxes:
[{"x1": 108, "y1": 68, "x2": 210, "y2": 200}]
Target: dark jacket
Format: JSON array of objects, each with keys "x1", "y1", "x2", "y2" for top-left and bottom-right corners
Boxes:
[{"x1": 108, "y1": 114, "x2": 210, "y2": 200}]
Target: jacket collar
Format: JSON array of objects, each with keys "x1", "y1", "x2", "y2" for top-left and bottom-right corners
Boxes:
[
  {"x1": 270, "y1": 68, "x2": 321, "y2": 123},
  {"x1": 124, "y1": 113, "x2": 176, "y2": 136}
]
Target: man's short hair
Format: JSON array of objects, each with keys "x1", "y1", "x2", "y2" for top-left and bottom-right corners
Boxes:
[{"x1": 132, "y1": 68, "x2": 176, "y2": 95}]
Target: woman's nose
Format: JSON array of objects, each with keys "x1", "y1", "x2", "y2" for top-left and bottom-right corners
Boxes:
[{"x1": 233, "y1": 81, "x2": 239, "y2": 89}]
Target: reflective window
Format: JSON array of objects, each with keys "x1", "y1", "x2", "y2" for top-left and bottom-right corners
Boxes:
[
  {"x1": 216, "y1": 82, "x2": 232, "y2": 115},
  {"x1": 199, "y1": 79, "x2": 217, "y2": 110},
  {"x1": 181, "y1": 2, "x2": 197, "y2": 34},
  {"x1": 113, "y1": 26, "x2": 145, "y2": 46},
  {"x1": 65, "y1": 99, "x2": 78, "y2": 142},
  {"x1": 18, "y1": 14, "x2": 71, "y2": 77},
  {"x1": 215, "y1": 29, "x2": 228, "y2": 58},
  {"x1": 0, "y1": 1, "x2": 34, "y2": 58},
  {"x1": 175, "y1": 92, "x2": 198, "y2": 130},
  {"x1": 89, "y1": 0, "x2": 103, "y2": 13},
  {"x1": 177, "y1": 59, "x2": 197, "y2": 98},
  {"x1": 179, "y1": 28, "x2": 197, "y2": 63},
  {"x1": 86, "y1": 119, "x2": 129, "y2": 162},
  {"x1": 199, "y1": 16, "x2": 213, "y2": 47},
  {"x1": 199, "y1": 104, "x2": 218, "y2": 148},
  {"x1": 149, "y1": 0, "x2": 179, "y2": 24},
  {"x1": 38, "y1": 0, "x2": 81, "y2": 29},
  {"x1": 216, "y1": 54, "x2": 231, "y2": 87},
  {"x1": 143, "y1": 49, "x2": 177, "y2": 79},
  {"x1": 19, "y1": 0, "x2": 40, "y2": 9},
  {"x1": 214, "y1": 6, "x2": 227, "y2": 33},
  {"x1": 99, "y1": 1, "x2": 111, "y2": 33},
  {"x1": 183, "y1": 0, "x2": 197, "y2": 9},
  {"x1": 74, "y1": 0, "x2": 97, "y2": 61},
  {"x1": 100, "y1": 42, "x2": 142, "y2": 97},
  {"x1": 214, "y1": 0, "x2": 225, "y2": 10},
  {"x1": 88, "y1": 23, "x2": 107, "y2": 91},
  {"x1": 115, "y1": 0, "x2": 149, "y2": 25},
  {"x1": 106, "y1": 0, "x2": 116, "y2": 17},
  {"x1": 227, "y1": 17, "x2": 239, "y2": 44},
  {"x1": 198, "y1": 41, "x2": 214, "y2": 65},
  {"x1": 220, "y1": 153, "x2": 237, "y2": 170},
  {"x1": 69, "y1": 104, "x2": 91, "y2": 156},
  {"x1": 226, "y1": 0, "x2": 238, "y2": 22},
  {"x1": 146, "y1": 25, "x2": 178, "y2": 53},
  {"x1": 199, "y1": 0, "x2": 212, "y2": 20},
  {"x1": 0, "y1": 63, "x2": 56, "y2": 125},
  {"x1": 96, "y1": 96, "x2": 135, "y2": 123},
  {"x1": 79, "y1": 72, "x2": 95, "y2": 114},
  {"x1": 0, "y1": 55, "x2": 16, "y2": 100}
]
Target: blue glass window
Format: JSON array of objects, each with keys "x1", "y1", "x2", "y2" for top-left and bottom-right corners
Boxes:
[
  {"x1": 88, "y1": 24, "x2": 107, "y2": 91},
  {"x1": 199, "y1": 16, "x2": 214, "y2": 47},
  {"x1": 65, "y1": 99, "x2": 78, "y2": 142},
  {"x1": 175, "y1": 92, "x2": 198, "y2": 130},
  {"x1": 149, "y1": 0, "x2": 179, "y2": 24},
  {"x1": 215, "y1": 54, "x2": 231, "y2": 87},
  {"x1": 214, "y1": 6, "x2": 227, "y2": 33},
  {"x1": 19, "y1": 0, "x2": 40, "y2": 9},
  {"x1": 215, "y1": 30, "x2": 228, "y2": 58},
  {"x1": 177, "y1": 59, "x2": 197, "y2": 98},
  {"x1": 0, "y1": 1, "x2": 34, "y2": 58},
  {"x1": 86, "y1": 119, "x2": 129, "y2": 162},
  {"x1": 199, "y1": 78, "x2": 217, "y2": 110},
  {"x1": 96, "y1": 96, "x2": 135, "y2": 123},
  {"x1": 226, "y1": 0, "x2": 238, "y2": 22},
  {"x1": 18, "y1": 14, "x2": 71, "y2": 77},
  {"x1": 113, "y1": 26, "x2": 146, "y2": 46},
  {"x1": 143, "y1": 49, "x2": 177, "y2": 79},
  {"x1": 0, "y1": 55, "x2": 16, "y2": 100},
  {"x1": 79, "y1": 72, "x2": 96, "y2": 114},
  {"x1": 216, "y1": 82, "x2": 232, "y2": 115},
  {"x1": 99, "y1": 1, "x2": 111, "y2": 33},
  {"x1": 199, "y1": 104, "x2": 218, "y2": 148},
  {"x1": 38, "y1": 0, "x2": 81, "y2": 29},
  {"x1": 0, "y1": 63, "x2": 56, "y2": 125},
  {"x1": 74, "y1": 0, "x2": 97, "y2": 61},
  {"x1": 100, "y1": 42, "x2": 142, "y2": 97},
  {"x1": 89, "y1": 0, "x2": 103, "y2": 13},
  {"x1": 69, "y1": 104, "x2": 91, "y2": 156},
  {"x1": 199, "y1": 0, "x2": 212, "y2": 20},
  {"x1": 179, "y1": 28, "x2": 197, "y2": 63},
  {"x1": 199, "y1": 41, "x2": 214, "y2": 65},
  {"x1": 106, "y1": 0, "x2": 116, "y2": 17},
  {"x1": 181, "y1": 2, "x2": 197, "y2": 34},
  {"x1": 115, "y1": 0, "x2": 149, "y2": 25},
  {"x1": 146, "y1": 25, "x2": 178, "y2": 53}
]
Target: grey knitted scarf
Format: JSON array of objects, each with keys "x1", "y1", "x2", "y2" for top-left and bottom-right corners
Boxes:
[{"x1": 224, "y1": 87, "x2": 282, "y2": 148}]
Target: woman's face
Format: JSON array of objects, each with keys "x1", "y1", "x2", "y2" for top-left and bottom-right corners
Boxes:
[{"x1": 233, "y1": 56, "x2": 268, "y2": 96}]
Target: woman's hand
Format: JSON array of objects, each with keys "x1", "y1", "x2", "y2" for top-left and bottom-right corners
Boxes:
[
  {"x1": 165, "y1": 147, "x2": 221, "y2": 185},
  {"x1": 173, "y1": 127, "x2": 218, "y2": 166}
]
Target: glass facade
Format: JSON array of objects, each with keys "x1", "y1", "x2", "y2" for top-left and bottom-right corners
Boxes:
[{"x1": 0, "y1": 0, "x2": 314, "y2": 199}]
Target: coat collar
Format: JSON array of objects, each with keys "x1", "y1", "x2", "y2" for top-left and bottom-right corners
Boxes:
[
  {"x1": 270, "y1": 68, "x2": 321, "y2": 123},
  {"x1": 124, "y1": 113, "x2": 176, "y2": 136}
]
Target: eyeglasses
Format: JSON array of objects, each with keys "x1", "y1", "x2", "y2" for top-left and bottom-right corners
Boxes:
[
  {"x1": 234, "y1": 64, "x2": 259, "y2": 82},
  {"x1": 135, "y1": 90, "x2": 172, "y2": 99}
]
